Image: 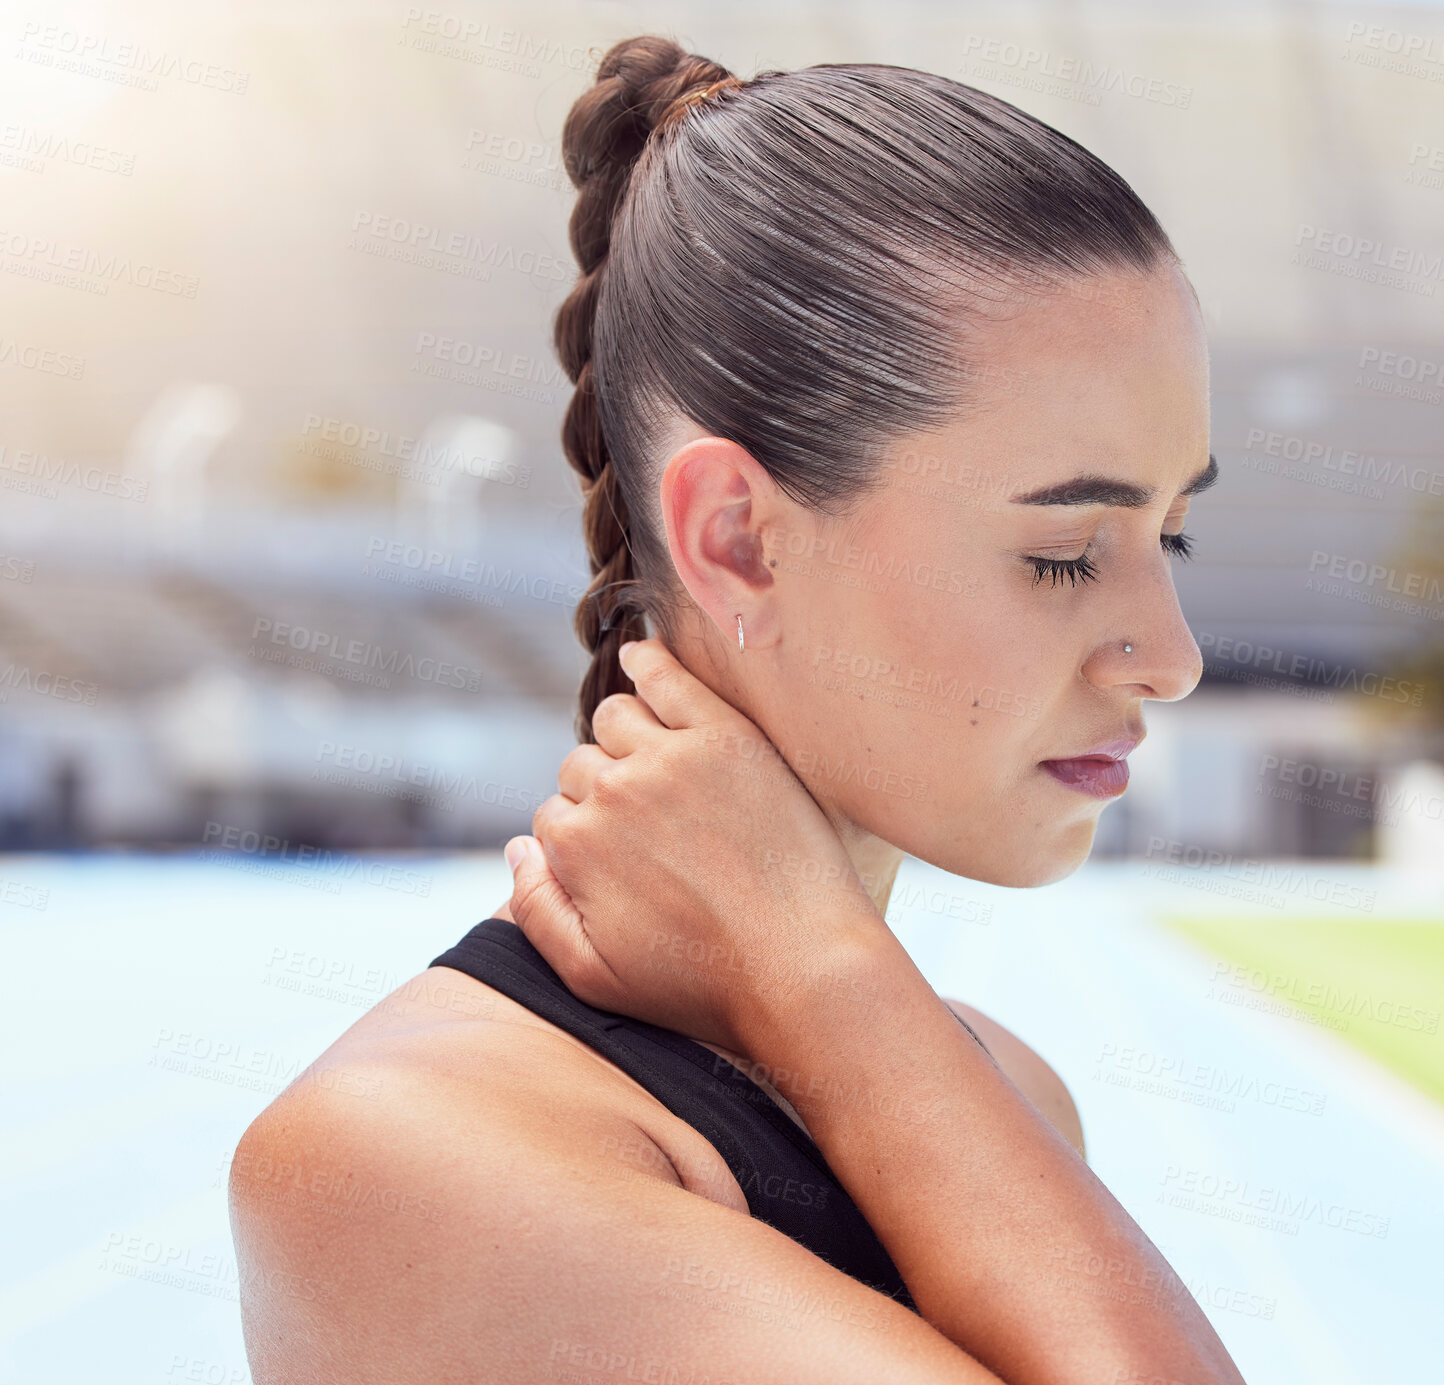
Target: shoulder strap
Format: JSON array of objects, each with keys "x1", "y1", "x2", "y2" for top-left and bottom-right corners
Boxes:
[{"x1": 430, "y1": 919, "x2": 920, "y2": 1313}]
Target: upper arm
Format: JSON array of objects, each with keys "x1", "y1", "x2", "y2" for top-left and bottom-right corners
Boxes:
[
  {"x1": 943, "y1": 1000, "x2": 1086, "y2": 1161},
  {"x1": 230, "y1": 1038, "x2": 1001, "y2": 1385}
]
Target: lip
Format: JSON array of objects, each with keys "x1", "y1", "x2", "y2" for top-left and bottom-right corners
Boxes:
[
  {"x1": 1060, "y1": 736, "x2": 1143, "y2": 762},
  {"x1": 1038, "y1": 734, "x2": 1143, "y2": 800}
]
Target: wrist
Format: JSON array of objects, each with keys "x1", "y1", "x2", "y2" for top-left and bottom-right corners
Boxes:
[{"x1": 734, "y1": 908, "x2": 911, "y2": 1060}]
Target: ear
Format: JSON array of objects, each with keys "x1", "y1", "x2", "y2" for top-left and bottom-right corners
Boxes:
[{"x1": 657, "y1": 437, "x2": 783, "y2": 652}]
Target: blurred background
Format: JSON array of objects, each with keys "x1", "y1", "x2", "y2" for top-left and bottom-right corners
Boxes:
[{"x1": 2, "y1": 1, "x2": 1442, "y2": 1383}]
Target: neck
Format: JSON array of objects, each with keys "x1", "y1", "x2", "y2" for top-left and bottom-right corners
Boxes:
[
  {"x1": 700, "y1": 812, "x2": 902, "y2": 1138},
  {"x1": 828, "y1": 808, "x2": 905, "y2": 920},
  {"x1": 673, "y1": 610, "x2": 908, "y2": 923}
]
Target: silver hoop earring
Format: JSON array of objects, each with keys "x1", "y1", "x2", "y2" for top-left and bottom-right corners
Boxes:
[
  {"x1": 737, "y1": 614, "x2": 745, "y2": 652},
  {"x1": 1123, "y1": 642, "x2": 1133, "y2": 654}
]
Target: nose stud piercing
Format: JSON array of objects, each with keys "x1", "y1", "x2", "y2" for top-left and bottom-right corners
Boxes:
[{"x1": 1123, "y1": 642, "x2": 1133, "y2": 653}]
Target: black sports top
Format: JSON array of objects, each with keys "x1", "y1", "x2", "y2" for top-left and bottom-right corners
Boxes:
[{"x1": 430, "y1": 918, "x2": 994, "y2": 1316}]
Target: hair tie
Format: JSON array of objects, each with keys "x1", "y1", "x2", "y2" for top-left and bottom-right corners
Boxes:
[
  {"x1": 594, "y1": 581, "x2": 642, "y2": 638},
  {"x1": 656, "y1": 74, "x2": 745, "y2": 134}
]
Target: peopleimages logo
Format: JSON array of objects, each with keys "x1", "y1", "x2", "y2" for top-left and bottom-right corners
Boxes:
[
  {"x1": 810, "y1": 646, "x2": 1042, "y2": 720},
  {"x1": 0, "y1": 121, "x2": 136, "y2": 176},
  {"x1": 1306, "y1": 551, "x2": 1444, "y2": 605},
  {"x1": 348, "y1": 212, "x2": 568, "y2": 284},
  {"x1": 762, "y1": 521, "x2": 979, "y2": 594},
  {"x1": 0, "y1": 227, "x2": 199, "y2": 296},
  {"x1": 362, "y1": 539, "x2": 583, "y2": 609},
  {"x1": 248, "y1": 617, "x2": 482, "y2": 693},
  {"x1": 301, "y1": 413, "x2": 528, "y2": 483},
  {"x1": 1159, "y1": 1164, "x2": 1390, "y2": 1239},
  {"x1": 397, "y1": 10, "x2": 593, "y2": 74},
  {"x1": 0, "y1": 335, "x2": 85, "y2": 378},
  {"x1": 1257, "y1": 753, "x2": 1444, "y2": 827},
  {"x1": 958, "y1": 34, "x2": 1193, "y2": 108},
  {"x1": 793, "y1": 747, "x2": 930, "y2": 802},
  {"x1": 1143, "y1": 836, "x2": 1377, "y2": 912},
  {"x1": 311, "y1": 739, "x2": 546, "y2": 815},
  {"x1": 15, "y1": 21, "x2": 250, "y2": 94},
  {"x1": 198, "y1": 822, "x2": 434, "y2": 897},
  {"x1": 1197, "y1": 632, "x2": 1424, "y2": 706}
]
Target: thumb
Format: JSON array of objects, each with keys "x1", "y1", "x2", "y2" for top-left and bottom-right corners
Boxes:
[{"x1": 503, "y1": 836, "x2": 614, "y2": 1005}]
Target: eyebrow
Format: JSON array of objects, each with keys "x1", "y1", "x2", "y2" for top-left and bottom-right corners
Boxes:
[{"x1": 1010, "y1": 453, "x2": 1218, "y2": 507}]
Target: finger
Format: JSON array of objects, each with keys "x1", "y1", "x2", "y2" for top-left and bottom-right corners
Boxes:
[
  {"x1": 531, "y1": 790, "x2": 578, "y2": 844},
  {"x1": 591, "y1": 691, "x2": 665, "y2": 758},
  {"x1": 503, "y1": 835, "x2": 614, "y2": 1004},
  {"x1": 556, "y1": 742, "x2": 616, "y2": 805},
  {"x1": 617, "y1": 638, "x2": 738, "y2": 732}
]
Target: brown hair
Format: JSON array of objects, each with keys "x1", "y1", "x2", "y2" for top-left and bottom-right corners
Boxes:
[{"x1": 553, "y1": 34, "x2": 1181, "y2": 744}]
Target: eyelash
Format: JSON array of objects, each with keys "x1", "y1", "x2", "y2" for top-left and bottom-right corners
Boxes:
[{"x1": 1027, "y1": 531, "x2": 1195, "y2": 588}]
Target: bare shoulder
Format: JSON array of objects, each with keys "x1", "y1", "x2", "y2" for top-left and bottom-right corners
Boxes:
[
  {"x1": 228, "y1": 966, "x2": 991, "y2": 1384},
  {"x1": 229, "y1": 959, "x2": 748, "y2": 1233},
  {"x1": 941, "y1": 999, "x2": 1086, "y2": 1161},
  {"x1": 230, "y1": 966, "x2": 726, "y2": 1376}
]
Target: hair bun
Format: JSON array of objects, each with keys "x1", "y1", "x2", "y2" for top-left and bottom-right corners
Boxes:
[{"x1": 559, "y1": 36, "x2": 735, "y2": 273}]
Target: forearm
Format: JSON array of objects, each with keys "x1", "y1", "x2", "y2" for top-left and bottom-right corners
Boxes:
[{"x1": 740, "y1": 924, "x2": 1246, "y2": 1385}]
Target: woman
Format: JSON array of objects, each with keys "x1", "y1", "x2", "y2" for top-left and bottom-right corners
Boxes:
[{"x1": 231, "y1": 35, "x2": 1245, "y2": 1384}]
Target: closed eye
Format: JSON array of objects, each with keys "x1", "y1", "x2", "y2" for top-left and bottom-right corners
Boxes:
[
  {"x1": 1026, "y1": 530, "x2": 1196, "y2": 587},
  {"x1": 1161, "y1": 530, "x2": 1195, "y2": 560}
]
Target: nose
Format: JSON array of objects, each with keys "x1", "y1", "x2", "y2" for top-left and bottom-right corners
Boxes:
[{"x1": 1086, "y1": 562, "x2": 1203, "y2": 703}]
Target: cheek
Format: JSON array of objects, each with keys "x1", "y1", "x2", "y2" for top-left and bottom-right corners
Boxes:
[
  {"x1": 777, "y1": 554, "x2": 1063, "y2": 804},
  {"x1": 887, "y1": 590, "x2": 1051, "y2": 749},
  {"x1": 795, "y1": 642, "x2": 1048, "y2": 827},
  {"x1": 821, "y1": 702, "x2": 1062, "y2": 883}
]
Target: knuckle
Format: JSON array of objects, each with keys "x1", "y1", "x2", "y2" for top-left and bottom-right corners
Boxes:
[
  {"x1": 540, "y1": 808, "x2": 585, "y2": 867},
  {"x1": 556, "y1": 745, "x2": 586, "y2": 781},
  {"x1": 587, "y1": 763, "x2": 627, "y2": 806},
  {"x1": 557, "y1": 744, "x2": 607, "y2": 792},
  {"x1": 591, "y1": 692, "x2": 632, "y2": 728},
  {"x1": 530, "y1": 791, "x2": 568, "y2": 838},
  {"x1": 538, "y1": 803, "x2": 573, "y2": 846}
]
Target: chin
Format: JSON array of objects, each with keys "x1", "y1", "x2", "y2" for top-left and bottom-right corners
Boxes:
[
  {"x1": 1018, "y1": 813, "x2": 1100, "y2": 886},
  {"x1": 927, "y1": 814, "x2": 1099, "y2": 889}
]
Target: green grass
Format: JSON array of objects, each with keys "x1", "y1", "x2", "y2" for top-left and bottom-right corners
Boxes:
[{"x1": 1159, "y1": 913, "x2": 1444, "y2": 1107}]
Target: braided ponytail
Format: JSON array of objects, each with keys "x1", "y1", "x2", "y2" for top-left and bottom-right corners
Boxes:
[{"x1": 553, "y1": 36, "x2": 739, "y2": 745}]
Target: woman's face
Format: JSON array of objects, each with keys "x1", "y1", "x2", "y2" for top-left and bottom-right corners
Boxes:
[{"x1": 661, "y1": 263, "x2": 1211, "y2": 888}]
